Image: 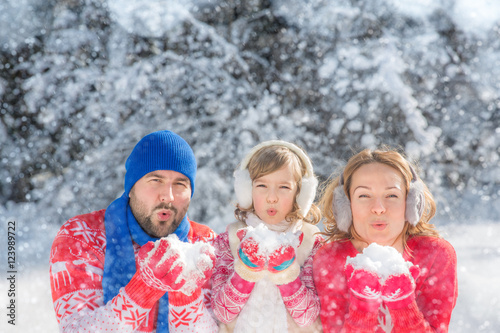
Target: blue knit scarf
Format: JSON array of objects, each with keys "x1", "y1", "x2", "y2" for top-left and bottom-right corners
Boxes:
[{"x1": 103, "y1": 193, "x2": 190, "y2": 332}]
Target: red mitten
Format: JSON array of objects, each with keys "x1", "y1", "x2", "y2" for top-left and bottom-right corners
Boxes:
[
  {"x1": 268, "y1": 232, "x2": 303, "y2": 273},
  {"x1": 268, "y1": 244, "x2": 296, "y2": 273},
  {"x1": 267, "y1": 244, "x2": 300, "y2": 285},
  {"x1": 177, "y1": 242, "x2": 216, "y2": 296},
  {"x1": 137, "y1": 239, "x2": 186, "y2": 292},
  {"x1": 236, "y1": 229, "x2": 266, "y2": 271},
  {"x1": 198, "y1": 244, "x2": 216, "y2": 283},
  {"x1": 345, "y1": 264, "x2": 382, "y2": 312},
  {"x1": 381, "y1": 265, "x2": 420, "y2": 309},
  {"x1": 234, "y1": 229, "x2": 267, "y2": 282}
]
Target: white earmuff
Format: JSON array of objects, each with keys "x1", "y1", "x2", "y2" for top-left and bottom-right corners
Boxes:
[
  {"x1": 234, "y1": 168, "x2": 253, "y2": 209},
  {"x1": 233, "y1": 140, "x2": 318, "y2": 216}
]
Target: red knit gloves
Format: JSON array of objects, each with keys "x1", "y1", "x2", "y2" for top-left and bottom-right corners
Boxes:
[
  {"x1": 381, "y1": 265, "x2": 420, "y2": 309},
  {"x1": 137, "y1": 238, "x2": 187, "y2": 292},
  {"x1": 234, "y1": 226, "x2": 303, "y2": 285},
  {"x1": 234, "y1": 229, "x2": 267, "y2": 282},
  {"x1": 267, "y1": 232, "x2": 303, "y2": 285},
  {"x1": 344, "y1": 243, "x2": 421, "y2": 313},
  {"x1": 345, "y1": 264, "x2": 382, "y2": 312},
  {"x1": 268, "y1": 232, "x2": 303, "y2": 273},
  {"x1": 125, "y1": 236, "x2": 215, "y2": 309}
]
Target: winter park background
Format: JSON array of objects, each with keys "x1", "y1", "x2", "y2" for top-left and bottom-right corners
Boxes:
[{"x1": 0, "y1": 0, "x2": 499, "y2": 331}]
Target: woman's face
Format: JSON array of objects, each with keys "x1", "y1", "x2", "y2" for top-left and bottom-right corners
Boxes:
[{"x1": 349, "y1": 162, "x2": 407, "y2": 251}]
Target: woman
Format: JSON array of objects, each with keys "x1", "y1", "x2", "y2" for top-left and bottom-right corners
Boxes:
[{"x1": 313, "y1": 147, "x2": 457, "y2": 332}]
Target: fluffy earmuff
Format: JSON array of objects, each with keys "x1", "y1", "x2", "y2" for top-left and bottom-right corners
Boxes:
[
  {"x1": 234, "y1": 168, "x2": 253, "y2": 209},
  {"x1": 404, "y1": 166, "x2": 425, "y2": 226},
  {"x1": 332, "y1": 174, "x2": 352, "y2": 233},
  {"x1": 233, "y1": 140, "x2": 318, "y2": 217},
  {"x1": 332, "y1": 164, "x2": 425, "y2": 232}
]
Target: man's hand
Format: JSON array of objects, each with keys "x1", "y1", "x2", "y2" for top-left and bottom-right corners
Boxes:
[
  {"x1": 138, "y1": 239, "x2": 186, "y2": 292},
  {"x1": 176, "y1": 242, "x2": 215, "y2": 296}
]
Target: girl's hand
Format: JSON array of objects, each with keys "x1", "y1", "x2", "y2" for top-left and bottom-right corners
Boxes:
[
  {"x1": 268, "y1": 244, "x2": 296, "y2": 273},
  {"x1": 267, "y1": 231, "x2": 303, "y2": 285},
  {"x1": 236, "y1": 229, "x2": 266, "y2": 271},
  {"x1": 267, "y1": 231, "x2": 302, "y2": 274}
]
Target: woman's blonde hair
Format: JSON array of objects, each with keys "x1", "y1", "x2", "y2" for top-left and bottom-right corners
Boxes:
[
  {"x1": 318, "y1": 147, "x2": 439, "y2": 246},
  {"x1": 235, "y1": 144, "x2": 321, "y2": 225}
]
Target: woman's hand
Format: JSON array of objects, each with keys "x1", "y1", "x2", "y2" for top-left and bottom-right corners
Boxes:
[
  {"x1": 381, "y1": 265, "x2": 420, "y2": 309},
  {"x1": 344, "y1": 264, "x2": 382, "y2": 312}
]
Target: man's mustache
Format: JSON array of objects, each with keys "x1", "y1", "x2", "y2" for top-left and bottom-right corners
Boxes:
[{"x1": 154, "y1": 202, "x2": 177, "y2": 213}]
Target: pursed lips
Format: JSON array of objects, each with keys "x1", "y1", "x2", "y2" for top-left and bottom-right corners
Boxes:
[
  {"x1": 156, "y1": 209, "x2": 173, "y2": 221},
  {"x1": 370, "y1": 220, "x2": 388, "y2": 230},
  {"x1": 267, "y1": 208, "x2": 277, "y2": 216}
]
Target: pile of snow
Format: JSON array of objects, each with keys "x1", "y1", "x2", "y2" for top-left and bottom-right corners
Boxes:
[
  {"x1": 239, "y1": 224, "x2": 302, "y2": 255},
  {"x1": 346, "y1": 243, "x2": 414, "y2": 282},
  {"x1": 145, "y1": 234, "x2": 215, "y2": 295}
]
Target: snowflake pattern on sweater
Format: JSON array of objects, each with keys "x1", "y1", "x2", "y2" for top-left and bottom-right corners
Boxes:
[{"x1": 50, "y1": 209, "x2": 218, "y2": 333}]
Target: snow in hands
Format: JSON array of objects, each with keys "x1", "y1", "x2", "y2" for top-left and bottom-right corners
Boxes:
[
  {"x1": 346, "y1": 243, "x2": 414, "y2": 283},
  {"x1": 238, "y1": 224, "x2": 302, "y2": 257},
  {"x1": 143, "y1": 234, "x2": 215, "y2": 296},
  {"x1": 345, "y1": 243, "x2": 420, "y2": 308}
]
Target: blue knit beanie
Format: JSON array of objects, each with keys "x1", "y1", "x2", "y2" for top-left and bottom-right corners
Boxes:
[{"x1": 124, "y1": 130, "x2": 197, "y2": 196}]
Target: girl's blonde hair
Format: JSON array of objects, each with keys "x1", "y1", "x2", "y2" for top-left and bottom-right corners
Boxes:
[
  {"x1": 235, "y1": 144, "x2": 321, "y2": 225},
  {"x1": 319, "y1": 147, "x2": 439, "y2": 246}
]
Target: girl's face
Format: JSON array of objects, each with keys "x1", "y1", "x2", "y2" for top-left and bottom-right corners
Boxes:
[
  {"x1": 349, "y1": 162, "x2": 407, "y2": 252},
  {"x1": 252, "y1": 163, "x2": 298, "y2": 225}
]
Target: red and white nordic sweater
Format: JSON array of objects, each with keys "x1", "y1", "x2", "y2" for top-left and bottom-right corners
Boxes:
[
  {"x1": 313, "y1": 236, "x2": 458, "y2": 333},
  {"x1": 49, "y1": 209, "x2": 218, "y2": 333}
]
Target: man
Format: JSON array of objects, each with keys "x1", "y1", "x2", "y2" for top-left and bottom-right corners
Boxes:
[{"x1": 50, "y1": 130, "x2": 218, "y2": 332}]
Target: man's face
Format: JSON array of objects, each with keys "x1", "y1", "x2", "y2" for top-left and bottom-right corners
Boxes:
[{"x1": 129, "y1": 170, "x2": 191, "y2": 238}]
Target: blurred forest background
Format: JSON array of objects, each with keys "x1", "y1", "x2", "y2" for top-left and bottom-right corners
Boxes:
[{"x1": 1, "y1": 0, "x2": 499, "y2": 231}]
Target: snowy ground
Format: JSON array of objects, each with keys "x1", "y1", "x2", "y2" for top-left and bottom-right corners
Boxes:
[{"x1": 0, "y1": 219, "x2": 498, "y2": 332}]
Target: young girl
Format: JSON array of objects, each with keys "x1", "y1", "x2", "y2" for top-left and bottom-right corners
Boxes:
[
  {"x1": 211, "y1": 140, "x2": 323, "y2": 332},
  {"x1": 313, "y1": 147, "x2": 458, "y2": 332}
]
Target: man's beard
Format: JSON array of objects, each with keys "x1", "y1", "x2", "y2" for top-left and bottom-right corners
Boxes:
[{"x1": 131, "y1": 201, "x2": 189, "y2": 238}]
